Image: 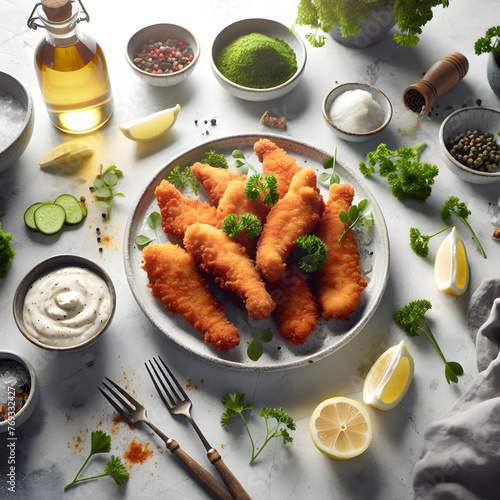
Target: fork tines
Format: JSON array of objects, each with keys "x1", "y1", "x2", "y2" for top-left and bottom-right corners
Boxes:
[
  {"x1": 145, "y1": 356, "x2": 188, "y2": 409},
  {"x1": 98, "y1": 377, "x2": 138, "y2": 422}
]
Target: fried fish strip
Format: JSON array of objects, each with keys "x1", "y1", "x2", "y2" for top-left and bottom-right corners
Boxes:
[
  {"x1": 268, "y1": 260, "x2": 319, "y2": 345},
  {"x1": 155, "y1": 179, "x2": 224, "y2": 239},
  {"x1": 191, "y1": 162, "x2": 246, "y2": 206},
  {"x1": 315, "y1": 183, "x2": 367, "y2": 321},
  {"x1": 184, "y1": 222, "x2": 276, "y2": 321},
  {"x1": 142, "y1": 243, "x2": 240, "y2": 352},
  {"x1": 256, "y1": 168, "x2": 325, "y2": 283},
  {"x1": 254, "y1": 138, "x2": 303, "y2": 199},
  {"x1": 217, "y1": 179, "x2": 272, "y2": 259}
]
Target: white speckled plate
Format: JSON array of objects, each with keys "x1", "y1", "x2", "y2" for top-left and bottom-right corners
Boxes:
[{"x1": 124, "y1": 134, "x2": 390, "y2": 371}]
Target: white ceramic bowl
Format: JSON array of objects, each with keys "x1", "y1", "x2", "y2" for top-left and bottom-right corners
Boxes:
[
  {"x1": 322, "y1": 82, "x2": 392, "y2": 142},
  {"x1": 211, "y1": 18, "x2": 307, "y2": 101},
  {"x1": 0, "y1": 351, "x2": 39, "y2": 432},
  {"x1": 0, "y1": 72, "x2": 34, "y2": 173},
  {"x1": 13, "y1": 255, "x2": 116, "y2": 352},
  {"x1": 126, "y1": 23, "x2": 200, "y2": 87},
  {"x1": 439, "y1": 106, "x2": 500, "y2": 184}
]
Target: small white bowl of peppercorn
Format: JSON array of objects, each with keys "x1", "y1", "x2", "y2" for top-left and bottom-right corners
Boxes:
[
  {"x1": 211, "y1": 18, "x2": 306, "y2": 101},
  {"x1": 439, "y1": 106, "x2": 500, "y2": 184},
  {"x1": 126, "y1": 23, "x2": 200, "y2": 87}
]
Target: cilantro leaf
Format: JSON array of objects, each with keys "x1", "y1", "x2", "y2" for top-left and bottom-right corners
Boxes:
[{"x1": 104, "y1": 455, "x2": 130, "y2": 486}]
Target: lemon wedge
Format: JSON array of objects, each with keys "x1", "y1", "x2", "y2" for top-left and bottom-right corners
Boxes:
[
  {"x1": 363, "y1": 341, "x2": 414, "y2": 411},
  {"x1": 434, "y1": 226, "x2": 469, "y2": 295},
  {"x1": 118, "y1": 104, "x2": 181, "y2": 142},
  {"x1": 39, "y1": 141, "x2": 93, "y2": 168},
  {"x1": 309, "y1": 397, "x2": 373, "y2": 459}
]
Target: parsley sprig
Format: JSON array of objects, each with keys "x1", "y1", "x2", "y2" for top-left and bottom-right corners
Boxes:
[
  {"x1": 295, "y1": 234, "x2": 327, "y2": 273},
  {"x1": 93, "y1": 165, "x2": 125, "y2": 220},
  {"x1": 64, "y1": 430, "x2": 130, "y2": 491},
  {"x1": 202, "y1": 150, "x2": 229, "y2": 169},
  {"x1": 244, "y1": 174, "x2": 279, "y2": 205},
  {"x1": 222, "y1": 213, "x2": 262, "y2": 239},
  {"x1": 221, "y1": 393, "x2": 295, "y2": 464},
  {"x1": 167, "y1": 166, "x2": 200, "y2": 194}
]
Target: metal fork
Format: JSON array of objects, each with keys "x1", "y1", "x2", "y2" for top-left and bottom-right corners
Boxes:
[
  {"x1": 146, "y1": 357, "x2": 251, "y2": 500},
  {"x1": 98, "y1": 377, "x2": 232, "y2": 500}
]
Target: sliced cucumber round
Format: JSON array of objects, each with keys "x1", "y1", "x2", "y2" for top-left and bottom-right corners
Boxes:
[
  {"x1": 24, "y1": 202, "x2": 45, "y2": 232},
  {"x1": 34, "y1": 203, "x2": 66, "y2": 235},
  {"x1": 54, "y1": 194, "x2": 85, "y2": 225}
]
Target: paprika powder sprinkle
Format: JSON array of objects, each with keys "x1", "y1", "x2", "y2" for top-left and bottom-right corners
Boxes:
[{"x1": 123, "y1": 438, "x2": 153, "y2": 465}]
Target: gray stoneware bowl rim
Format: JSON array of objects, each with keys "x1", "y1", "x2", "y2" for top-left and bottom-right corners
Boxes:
[
  {"x1": 0, "y1": 71, "x2": 33, "y2": 155},
  {"x1": 210, "y1": 17, "x2": 307, "y2": 95},
  {"x1": 0, "y1": 350, "x2": 38, "y2": 431},
  {"x1": 439, "y1": 106, "x2": 500, "y2": 180},
  {"x1": 322, "y1": 82, "x2": 393, "y2": 138},
  {"x1": 125, "y1": 23, "x2": 200, "y2": 80},
  {"x1": 13, "y1": 254, "x2": 116, "y2": 352}
]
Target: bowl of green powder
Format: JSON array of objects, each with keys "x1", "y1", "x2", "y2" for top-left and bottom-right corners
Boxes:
[{"x1": 211, "y1": 18, "x2": 306, "y2": 101}]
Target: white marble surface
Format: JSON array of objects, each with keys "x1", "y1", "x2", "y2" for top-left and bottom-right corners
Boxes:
[{"x1": 0, "y1": 0, "x2": 499, "y2": 499}]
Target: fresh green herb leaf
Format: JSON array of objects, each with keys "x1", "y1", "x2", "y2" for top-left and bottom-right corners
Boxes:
[
  {"x1": 232, "y1": 150, "x2": 257, "y2": 174},
  {"x1": 202, "y1": 150, "x2": 229, "y2": 169},
  {"x1": 338, "y1": 199, "x2": 372, "y2": 244},
  {"x1": 247, "y1": 337, "x2": 264, "y2": 362},
  {"x1": 0, "y1": 219, "x2": 15, "y2": 278},
  {"x1": 64, "y1": 431, "x2": 129, "y2": 491},
  {"x1": 135, "y1": 211, "x2": 162, "y2": 247},
  {"x1": 93, "y1": 165, "x2": 125, "y2": 220},
  {"x1": 244, "y1": 174, "x2": 279, "y2": 205},
  {"x1": 166, "y1": 166, "x2": 200, "y2": 195},
  {"x1": 318, "y1": 148, "x2": 340, "y2": 185},
  {"x1": 409, "y1": 226, "x2": 453, "y2": 258},
  {"x1": 394, "y1": 299, "x2": 464, "y2": 385},
  {"x1": 474, "y1": 26, "x2": 500, "y2": 55},
  {"x1": 295, "y1": 234, "x2": 327, "y2": 273},
  {"x1": 359, "y1": 143, "x2": 439, "y2": 202},
  {"x1": 440, "y1": 196, "x2": 486, "y2": 258},
  {"x1": 222, "y1": 213, "x2": 262, "y2": 239},
  {"x1": 220, "y1": 393, "x2": 295, "y2": 464}
]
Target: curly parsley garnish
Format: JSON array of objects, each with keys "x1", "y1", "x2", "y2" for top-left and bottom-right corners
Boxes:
[
  {"x1": 244, "y1": 174, "x2": 279, "y2": 206},
  {"x1": 295, "y1": 234, "x2": 327, "y2": 273},
  {"x1": 167, "y1": 166, "x2": 200, "y2": 194}
]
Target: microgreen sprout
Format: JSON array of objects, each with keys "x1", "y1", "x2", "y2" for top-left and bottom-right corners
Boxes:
[
  {"x1": 440, "y1": 196, "x2": 486, "y2": 258},
  {"x1": 232, "y1": 150, "x2": 257, "y2": 174},
  {"x1": 166, "y1": 166, "x2": 200, "y2": 195},
  {"x1": 318, "y1": 147, "x2": 339, "y2": 185},
  {"x1": 295, "y1": 234, "x2": 327, "y2": 273},
  {"x1": 93, "y1": 165, "x2": 125, "y2": 220},
  {"x1": 247, "y1": 326, "x2": 273, "y2": 362},
  {"x1": 64, "y1": 430, "x2": 130, "y2": 491},
  {"x1": 135, "y1": 211, "x2": 162, "y2": 247},
  {"x1": 244, "y1": 174, "x2": 279, "y2": 205},
  {"x1": 394, "y1": 299, "x2": 464, "y2": 384},
  {"x1": 338, "y1": 199, "x2": 373, "y2": 244},
  {"x1": 222, "y1": 213, "x2": 262, "y2": 239},
  {"x1": 220, "y1": 393, "x2": 295, "y2": 464}
]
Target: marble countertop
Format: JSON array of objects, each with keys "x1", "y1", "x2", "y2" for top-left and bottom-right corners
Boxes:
[{"x1": 0, "y1": 0, "x2": 499, "y2": 498}]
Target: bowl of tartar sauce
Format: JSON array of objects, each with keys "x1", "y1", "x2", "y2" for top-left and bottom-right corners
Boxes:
[{"x1": 13, "y1": 255, "x2": 116, "y2": 351}]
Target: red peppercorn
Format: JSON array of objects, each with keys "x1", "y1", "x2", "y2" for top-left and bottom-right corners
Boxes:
[
  {"x1": 179, "y1": 41, "x2": 184, "y2": 46},
  {"x1": 150, "y1": 50, "x2": 154, "y2": 55},
  {"x1": 173, "y1": 66, "x2": 179, "y2": 72},
  {"x1": 151, "y1": 70, "x2": 158, "y2": 74},
  {"x1": 171, "y1": 50, "x2": 176, "y2": 57},
  {"x1": 159, "y1": 53, "x2": 165, "y2": 59},
  {"x1": 188, "y1": 54, "x2": 194, "y2": 62},
  {"x1": 155, "y1": 48, "x2": 160, "y2": 54}
]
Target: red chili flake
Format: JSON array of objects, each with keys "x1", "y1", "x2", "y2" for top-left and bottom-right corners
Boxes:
[
  {"x1": 188, "y1": 54, "x2": 194, "y2": 62},
  {"x1": 154, "y1": 48, "x2": 160, "y2": 54},
  {"x1": 151, "y1": 70, "x2": 158, "y2": 74},
  {"x1": 159, "y1": 53, "x2": 165, "y2": 59}
]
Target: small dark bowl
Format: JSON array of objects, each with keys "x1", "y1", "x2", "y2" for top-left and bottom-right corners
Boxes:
[
  {"x1": 125, "y1": 23, "x2": 200, "y2": 87},
  {"x1": 13, "y1": 255, "x2": 116, "y2": 351},
  {"x1": 0, "y1": 72, "x2": 34, "y2": 173}
]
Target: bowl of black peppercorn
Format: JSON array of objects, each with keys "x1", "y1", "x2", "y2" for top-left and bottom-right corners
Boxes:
[
  {"x1": 439, "y1": 106, "x2": 500, "y2": 184},
  {"x1": 126, "y1": 24, "x2": 200, "y2": 87}
]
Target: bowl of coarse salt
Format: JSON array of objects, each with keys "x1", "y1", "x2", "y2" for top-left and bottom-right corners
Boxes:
[
  {"x1": 323, "y1": 82, "x2": 392, "y2": 142},
  {"x1": 0, "y1": 72, "x2": 34, "y2": 173}
]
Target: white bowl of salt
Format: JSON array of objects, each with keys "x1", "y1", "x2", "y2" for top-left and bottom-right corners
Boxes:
[{"x1": 323, "y1": 82, "x2": 392, "y2": 142}]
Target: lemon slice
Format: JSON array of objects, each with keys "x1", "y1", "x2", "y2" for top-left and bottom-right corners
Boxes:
[
  {"x1": 363, "y1": 341, "x2": 414, "y2": 410},
  {"x1": 309, "y1": 397, "x2": 373, "y2": 459},
  {"x1": 434, "y1": 226, "x2": 469, "y2": 295},
  {"x1": 118, "y1": 104, "x2": 181, "y2": 142},
  {"x1": 39, "y1": 141, "x2": 93, "y2": 168}
]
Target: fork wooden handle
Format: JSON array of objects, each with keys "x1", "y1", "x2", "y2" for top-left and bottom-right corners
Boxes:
[
  {"x1": 166, "y1": 438, "x2": 233, "y2": 500},
  {"x1": 208, "y1": 449, "x2": 252, "y2": 500}
]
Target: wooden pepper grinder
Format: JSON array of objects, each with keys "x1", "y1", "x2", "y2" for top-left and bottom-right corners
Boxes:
[{"x1": 403, "y1": 53, "x2": 469, "y2": 114}]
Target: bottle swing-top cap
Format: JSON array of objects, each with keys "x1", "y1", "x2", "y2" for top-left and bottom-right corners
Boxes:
[{"x1": 41, "y1": 0, "x2": 72, "y2": 22}]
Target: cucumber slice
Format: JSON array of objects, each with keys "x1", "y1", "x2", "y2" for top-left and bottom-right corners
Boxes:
[
  {"x1": 34, "y1": 203, "x2": 66, "y2": 235},
  {"x1": 54, "y1": 194, "x2": 85, "y2": 225},
  {"x1": 24, "y1": 202, "x2": 44, "y2": 232},
  {"x1": 78, "y1": 200, "x2": 87, "y2": 218}
]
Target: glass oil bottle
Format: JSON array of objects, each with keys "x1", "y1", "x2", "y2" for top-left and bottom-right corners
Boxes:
[{"x1": 28, "y1": 0, "x2": 113, "y2": 134}]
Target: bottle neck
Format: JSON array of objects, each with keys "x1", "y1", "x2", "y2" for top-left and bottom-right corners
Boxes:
[{"x1": 36, "y1": 2, "x2": 81, "y2": 47}]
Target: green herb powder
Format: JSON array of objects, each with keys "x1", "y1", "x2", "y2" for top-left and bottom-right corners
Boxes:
[{"x1": 216, "y1": 33, "x2": 298, "y2": 89}]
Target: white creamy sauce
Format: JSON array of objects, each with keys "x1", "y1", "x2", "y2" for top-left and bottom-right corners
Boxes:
[{"x1": 23, "y1": 266, "x2": 112, "y2": 347}]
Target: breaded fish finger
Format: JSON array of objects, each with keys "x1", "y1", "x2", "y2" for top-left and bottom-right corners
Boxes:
[
  {"x1": 142, "y1": 243, "x2": 240, "y2": 352},
  {"x1": 184, "y1": 222, "x2": 276, "y2": 321}
]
